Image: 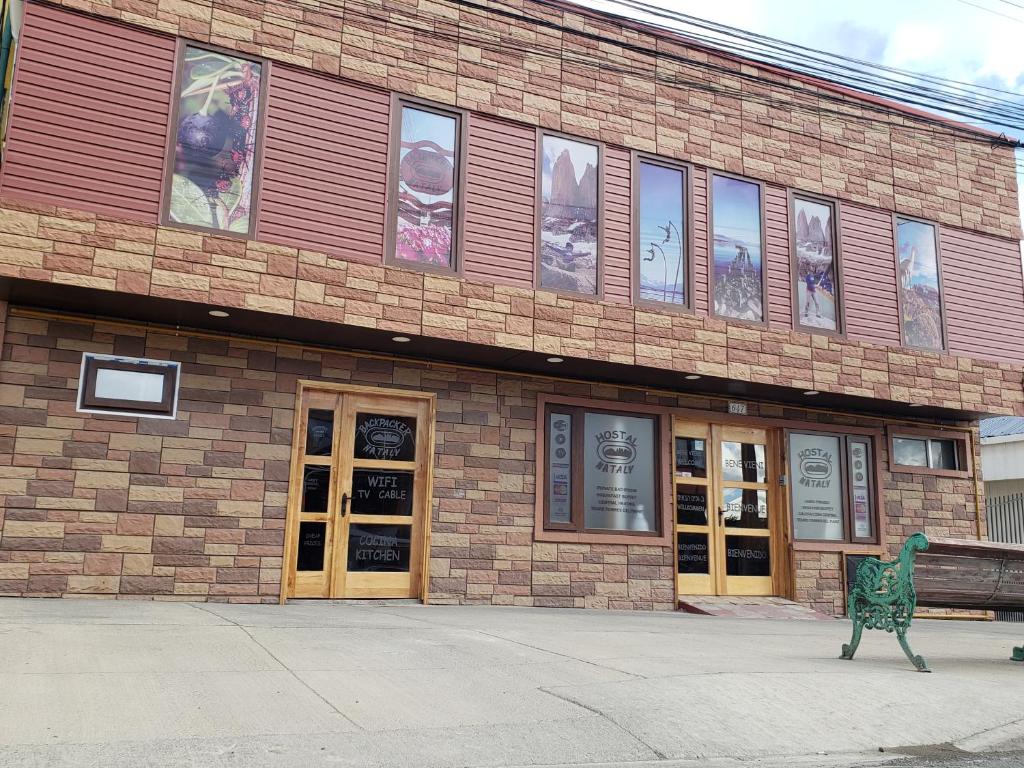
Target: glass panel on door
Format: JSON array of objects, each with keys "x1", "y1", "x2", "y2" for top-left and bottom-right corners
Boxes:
[
  {"x1": 674, "y1": 420, "x2": 776, "y2": 599},
  {"x1": 286, "y1": 388, "x2": 433, "y2": 602}
]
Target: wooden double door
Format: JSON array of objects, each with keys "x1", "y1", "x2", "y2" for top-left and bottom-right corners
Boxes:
[
  {"x1": 675, "y1": 420, "x2": 783, "y2": 597},
  {"x1": 282, "y1": 384, "x2": 435, "y2": 600}
]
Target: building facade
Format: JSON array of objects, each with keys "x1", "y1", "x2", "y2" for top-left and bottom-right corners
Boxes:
[{"x1": 0, "y1": 0, "x2": 1021, "y2": 614}]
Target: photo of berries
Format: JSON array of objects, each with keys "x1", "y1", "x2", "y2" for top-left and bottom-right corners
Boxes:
[{"x1": 169, "y1": 47, "x2": 262, "y2": 234}]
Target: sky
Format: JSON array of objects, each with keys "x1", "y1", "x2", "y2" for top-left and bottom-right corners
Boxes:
[
  {"x1": 541, "y1": 135, "x2": 598, "y2": 197},
  {"x1": 573, "y1": 0, "x2": 1024, "y2": 225},
  {"x1": 712, "y1": 175, "x2": 762, "y2": 249}
]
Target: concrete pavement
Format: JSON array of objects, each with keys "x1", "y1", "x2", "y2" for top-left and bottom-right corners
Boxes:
[{"x1": 0, "y1": 599, "x2": 1022, "y2": 767}]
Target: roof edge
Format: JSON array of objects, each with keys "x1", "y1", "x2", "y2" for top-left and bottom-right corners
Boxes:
[{"x1": 540, "y1": 0, "x2": 1019, "y2": 146}]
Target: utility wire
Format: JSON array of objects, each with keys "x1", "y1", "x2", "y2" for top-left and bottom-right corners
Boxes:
[
  {"x1": 598, "y1": 0, "x2": 1024, "y2": 126},
  {"x1": 253, "y1": 0, "x2": 1023, "y2": 153}
]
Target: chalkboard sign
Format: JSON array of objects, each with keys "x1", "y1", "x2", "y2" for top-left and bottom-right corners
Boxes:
[
  {"x1": 677, "y1": 532, "x2": 709, "y2": 574},
  {"x1": 844, "y1": 554, "x2": 870, "y2": 616},
  {"x1": 725, "y1": 535, "x2": 770, "y2": 576},
  {"x1": 354, "y1": 413, "x2": 416, "y2": 461},
  {"x1": 297, "y1": 521, "x2": 326, "y2": 571},
  {"x1": 305, "y1": 409, "x2": 334, "y2": 456},
  {"x1": 676, "y1": 484, "x2": 708, "y2": 525},
  {"x1": 351, "y1": 470, "x2": 414, "y2": 516},
  {"x1": 347, "y1": 523, "x2": 411, "y2": 572},
  {"x1": 302, "y1": 465, "x2": 330, "y2": 513}
]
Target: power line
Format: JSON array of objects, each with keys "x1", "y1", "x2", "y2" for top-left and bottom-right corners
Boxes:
[
  {"x1": 953, "y1": 0, "x2": 1024, "y2": 23},
  {"x1": 599, "y1": 0, "x2": 1024, "y2": 126},
  {"x1": 255, "y1": 0, "x2": 1023, "y2": 154}
]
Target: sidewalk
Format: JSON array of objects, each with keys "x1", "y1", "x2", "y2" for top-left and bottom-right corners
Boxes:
[{"x1": 0, "y1": 599, "x2": 1022, "y2": 767}]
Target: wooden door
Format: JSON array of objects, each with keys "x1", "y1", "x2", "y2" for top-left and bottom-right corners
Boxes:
[
  {"x1": 282, "y1": 384, "x2": 435, "y2": 601},
  {"x1": 674, "y1": 419, "x2": 777, "y2": 597}
]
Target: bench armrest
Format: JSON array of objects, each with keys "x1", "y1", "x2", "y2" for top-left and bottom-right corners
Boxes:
[{"x1": 849, "y1": 532, "x2": 929, "y2": 606}]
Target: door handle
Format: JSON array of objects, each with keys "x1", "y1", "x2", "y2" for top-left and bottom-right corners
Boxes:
[
  {"x1": 718, "y1": 507, "x2": 725, "y2": 523},
  {"x1": 340, "y1": 493, "x2": 349, "y2": 517}
]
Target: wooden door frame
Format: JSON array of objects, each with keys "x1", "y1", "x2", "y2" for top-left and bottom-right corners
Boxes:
[
  {"x1": 279, "y1": 381, "x2": 437, "y2": 604},
  {"x1": 672, "y1": 416, "x2": 791, "y2": 601}
]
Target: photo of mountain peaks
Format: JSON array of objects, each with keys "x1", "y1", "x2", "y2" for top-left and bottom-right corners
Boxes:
[{"x1": 540, "y1": 135, "x2": 599, "y2": 295}]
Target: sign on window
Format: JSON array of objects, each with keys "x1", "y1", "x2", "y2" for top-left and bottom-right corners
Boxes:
[
  {"x1": 582, "y1": 412, "x2": 657, "y2": 532},
  {"x1": 789, "y1": 433, "x2": 844, "y2": 541}
]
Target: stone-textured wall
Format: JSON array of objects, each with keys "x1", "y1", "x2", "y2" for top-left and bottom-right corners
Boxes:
[
  {"x1": 48, "y1": 0, "x2": 1021, "y2": 241},
  {"x1": 0, "y1": 199, "x2": 1019, "y2": 416},
  {"x1": 0, "y1": 312, "x2": 981, "y2": 611}
]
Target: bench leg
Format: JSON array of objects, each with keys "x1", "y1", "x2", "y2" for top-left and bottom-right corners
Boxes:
[
  {"x1": 840, "y1": 615, "x2": 864, "y2": 661},
  {"x1": 1012, "y1": 646, "x2": 1024, "y2": 662},
  {"x1": 897, "y1": 628, "x2": 930, "y2": 672}
]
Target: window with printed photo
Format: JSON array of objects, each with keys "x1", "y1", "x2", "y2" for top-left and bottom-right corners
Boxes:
[
  {"x1": 792, "y1": 195, "x2": 841, "y2": 333},
  {"x1": 637, "y1": 160, "x2": 688, "y2": 307},
  {"x1": 711, "y1": 174, "x2": 764, "y2": 322},
  {"x1": 392, "y1": 103, "x2": 461, "y2": 269},
  {"x1": 895, "y1": 217, "x2": 945, "y2": 350},
  {"x1": 539, "y1": 134, "x2": 600, "y2": 295},
  {"x1": 167, "y1": 46, "x2": 263, "y2": 235}
]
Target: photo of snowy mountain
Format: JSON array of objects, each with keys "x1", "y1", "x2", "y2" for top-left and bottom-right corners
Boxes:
[
  {"x1": 540, "y1": 135, "x2": 599, "y2": 295},
  {"x1": 793, "y1": 197, "x2": 838, "y2": 331}
]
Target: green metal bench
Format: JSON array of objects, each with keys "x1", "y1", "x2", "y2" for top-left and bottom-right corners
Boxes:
[{"x1": 840, "y1": 532, "x2": 1024, "y2": 672}]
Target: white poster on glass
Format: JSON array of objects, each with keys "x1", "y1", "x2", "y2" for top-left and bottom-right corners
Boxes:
[
  {"x1": 582, "y1": 412, "x2": 656, "y2": 532},
  {"x1": 789, "y1": 432, "x2": 844, "y2": 541}
]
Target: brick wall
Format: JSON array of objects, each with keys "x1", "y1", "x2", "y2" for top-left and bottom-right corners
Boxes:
[
  {"x1": 43, "y1": 0, "x2": 1021, "y2": 241},
  {"x1": 0, "y1": 201, "x2": 1019, "y2": 416},
  {"x1": 0, "y1": 312, "x2": 981, "y2": 611}
]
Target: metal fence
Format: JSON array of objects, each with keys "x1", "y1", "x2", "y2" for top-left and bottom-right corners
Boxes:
[{"x1": 985, "y1": 492, "x2": 1024, "y2": 622}]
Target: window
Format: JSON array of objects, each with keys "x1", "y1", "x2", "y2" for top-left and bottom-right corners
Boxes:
[
  {"x1": 387, "y1": 98, "x2": 464, "y2": 272},
  {"x1": 894, "y1": 216, "x2": 946, "y2": 351},
  {"x1": 790, "y1": 193, "x2": 843, "y2": 334},
  {"x1": 77, "y1": 354, "x2": 180, "y2": 419},
  {"x1": 889, "y1": 428, "x2": 969, "y2": 475},
  {"x1": 709, "y1": 173, "x2": 766, "y2": 323},
  {"x1": 543, "y1": 404, "x2": 661, "y2": 534},
  {"x1": 635, "y1": 157, "x2": 691, "y2": 309},
  {"x1": 538, "y1": 132, "x2": 601, "y2": 296},
  {"x1": 164, "y1": 45, "x2": 265, "y2": 236},
  {"x1": 788, "y1": 431, "x2": 877, "y2": 543}
]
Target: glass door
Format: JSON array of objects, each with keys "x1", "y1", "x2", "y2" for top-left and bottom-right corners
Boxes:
[
  {"x1": 717, "y1": 425, "x2": 773, "y2": 596},
  {"x1": 674, "y1": 419, "x2": 776, "y2": 597},
  {"x1": 283, "y1": 385, "x2": 434, "y2": 601}
]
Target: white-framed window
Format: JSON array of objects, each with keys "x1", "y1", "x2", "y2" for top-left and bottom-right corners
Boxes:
[{"x1": 76, "y1": 354, "x2": 181, "y2": 419}]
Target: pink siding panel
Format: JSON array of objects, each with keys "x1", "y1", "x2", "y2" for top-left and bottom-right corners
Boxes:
[
  {"x1": 692, "y1": 166, "x2": 709, "y2": 315},
  {"x1": 941, "y1": 229, "x2": 1024, "y2": 362},
  {"x1": 256, "y1": 66, "x2": 389, "y2": 261},
  {"x1": 764, "y1": 185, "x2": 792, "y2": 329},
  {"x1": 463, "y1": 117, "x2": 535, "y2": 288},
  {"x1": 839, "y1": 203, "x2": 902, "y2": 347},
  {"x1": 0, "y1": 4, "x2": 174, "y2": 221},
  {"x1": 604, "y1": 147, "x2": 631, "y2": 302}
]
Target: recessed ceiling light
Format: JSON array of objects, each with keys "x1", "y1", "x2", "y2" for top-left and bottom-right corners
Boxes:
[
  {"x1": 803, "y1": 390, "x2": 819, "y2": 396},
  {"x1": 546, "y1": 356, "x2": 564, "y2": 364},
  {"x1": 392, "y1": 336, "x2": 411, "y2": 343},
  {"x1": 208, "y1": 310, "x2": 229, "y2": 318},
  {"x1": 685, "y1": 374, "x2": 701, "y2": 381},
  {"x1": 909, "y1": 403, "x2": 924, "y2": 408}
]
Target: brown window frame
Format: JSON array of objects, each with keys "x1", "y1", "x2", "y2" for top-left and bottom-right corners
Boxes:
[
  {"x1": 632, "y1": 152, "x2": 695, "y2": 313},
  {"x1": 383, "y1": 94, "x2": 468, "y2": 277},
  {"x1": 535, "y1": 129, "x2": 605, "y2": 300},
  {"x1": 541, "y1": 402, "x2": 664, "y2": 538},
  {"x1": 78, "y1": 355, "x2": 180, "y2": 418},
  {"x1": 707, "y1": 170, "x2": 769, "y2": 328},
  {"x1": 159, "y1": 40, "x2": 271, "y2": 240},
  {"x1": 785, "y1": 429, "x2": 880, "y2": 546},
  {"x1": 887, "y1": 425, "x2": 972, "y2": 479},
  {"x1": 892, "y1": 214, "x2": 949, "y2": 353},
  {"x1": 788, "y1": 190, "x2": 846, "y2": 338}
]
